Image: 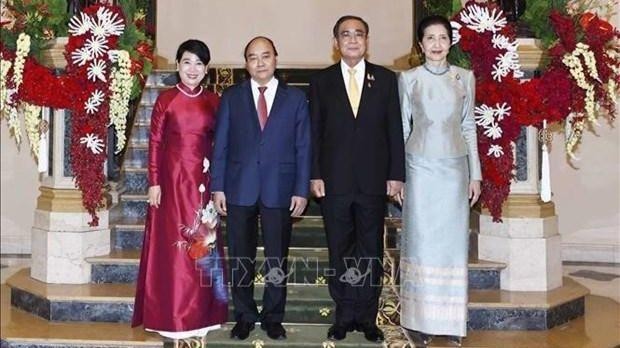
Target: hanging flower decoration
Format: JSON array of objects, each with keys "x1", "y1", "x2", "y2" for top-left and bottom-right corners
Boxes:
[
  {"x1": 451, "y1": 1, "x2": 619, "y2": 221},
  {"x1": 1, "y1": 2, "x2": 154, "y2": 225}
]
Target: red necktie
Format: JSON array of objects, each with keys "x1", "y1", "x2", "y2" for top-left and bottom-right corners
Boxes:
[{"x1": 257, "y1": 86, "x2": 268, "y2": 130}]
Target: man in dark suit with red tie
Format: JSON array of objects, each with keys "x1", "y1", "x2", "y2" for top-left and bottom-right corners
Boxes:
[
  {"x1": 309, "y1": 16, "x2": 405, "y2": 343},
  {"x1": 211, "y1": 36, "x2": 311, "y2": 341}
]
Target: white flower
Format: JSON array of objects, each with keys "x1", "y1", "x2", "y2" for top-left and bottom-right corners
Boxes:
[
  {"x1": 87, "y1": 59, "x2": 107, "y2": 82},
  {"x1": 484, "y1": 123, "x2": 503, "y2": 139},
  {"x1": 492, "y1": 34, "x2": 517, "y2": 51},
  {"x1": 203, "y1": 157, "x2": 210, "y2": 173},
  {"x1": 71, "y1": 47, "x2": 92, "y2": 66},
  {"x1": 460, "y1": 5, "x2": 507, "y2": 33},
  {"x1": 80, "y1": 133, "x2": 105, "y2": 154},
  {"x1": 492, "y1": 51, "x2": 520, "y2": 82},
  {"x1": 68, "y1": 12, "x2": 91, "y2": 36},
  {"x1": 487, "y1": 144, "x2": 504, "y2": 158},
  {"x1": 201, "y1": 200, "x2": 219, "y2": 227},
  {"x1": 22, "y1": 102, "x2": 42, "y2": 157},
  {"x1": 107, "y1": 50, "x2": 132, "y2": 153},
  {"x1": 90, "y1": 7, "x2": 125, "y2": 38},
  {"x1": 198, "y1": 184, "x2": 206, "y2": 193},
  {"x1": 85, "y1": 35, "x2": 109, "y2": 58},
  {"x1": 450, "y1": 21, "x2": 462, "y2": 46},
  {"x1": 474, "y1": 104, "x2": 495, "y2": 127},
  {"x1": 84, "y1": 89, "x2": 105, "y2": 114},
  {"x1": 494, "y1": 102, "x2": 511, "y2": 121}
]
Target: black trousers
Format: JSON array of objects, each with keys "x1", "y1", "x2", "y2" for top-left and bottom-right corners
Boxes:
[
  {"x1": 321, "y1": 193, "x2": 385, "y2": 326},
  {"x1": 226, "y1": 201, "x2": 292, "y2": 323}
]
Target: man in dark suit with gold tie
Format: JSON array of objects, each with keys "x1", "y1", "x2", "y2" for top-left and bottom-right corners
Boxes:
[{"x1": 309, "y1": 15, "x2": 405, "y2": 343}]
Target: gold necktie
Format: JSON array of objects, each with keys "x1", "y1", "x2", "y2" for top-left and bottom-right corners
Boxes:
[{"x1": 347, "y1": 68, "x2": 360, "y2": 117}]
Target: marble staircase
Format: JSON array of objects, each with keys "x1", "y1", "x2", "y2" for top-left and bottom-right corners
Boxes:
[{"x1": 1, "y1": 69, "x2": 589, "y2": 348}]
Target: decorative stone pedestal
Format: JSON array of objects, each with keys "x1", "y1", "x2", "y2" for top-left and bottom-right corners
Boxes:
[
  {"x1": 31, "y1": 187, "x2": 110, "y2": 284},
  {"x1": 478, "y1": 118, "x2": 563, "y2": 292},
  {"x1": 29, "y1": 101, "x2": 110, "y2": 284},
  {"x1": 478, "y1": 195, "x2": 562, "y2": 291}
]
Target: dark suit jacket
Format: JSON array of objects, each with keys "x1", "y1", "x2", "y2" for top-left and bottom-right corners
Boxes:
[
  {"x1": 211, "y1": 80, "x2": 311, "y2": 208},
  {"x1": 309, "y1": 62, "x2": 405, "y2": 195}
]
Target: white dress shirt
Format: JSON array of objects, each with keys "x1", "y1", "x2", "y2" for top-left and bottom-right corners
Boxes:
[
  {"x1": 250, "y1": 77, "x2": 278, "y2": 114},
  {"x1": 340, "y1": 59, "x2": 365, "y2": 95}
]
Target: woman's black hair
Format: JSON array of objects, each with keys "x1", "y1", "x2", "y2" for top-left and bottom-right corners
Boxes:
[
  {"x1": 417, "y1": 15, "x2": 452, "y2": 43},
  {"x1": 176, "y1": 39, "x2": 211, "y2": 65}
]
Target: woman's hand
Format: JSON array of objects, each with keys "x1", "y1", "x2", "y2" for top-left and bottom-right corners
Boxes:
[
  {"x1": 148, "y1": 185, "x2": 161, "y2": 208},
  {"x1": 469, "y1": 180, "x2": 481, "y2": 207}
]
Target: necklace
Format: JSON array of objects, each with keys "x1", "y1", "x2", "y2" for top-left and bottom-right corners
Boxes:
[
  {"x1": 423, "y1": 63, "x2": 450, "y2": 76},
  {"x1": 176, "y1": 84, "x2": 203, "y2": 97}
]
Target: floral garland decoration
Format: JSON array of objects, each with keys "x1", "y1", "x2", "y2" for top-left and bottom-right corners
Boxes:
[
  {"x1": 1, "y1": 2, "x2": 154, "y2": 225},
  {"x1": 1, "y1": 32, "x2": 31, "y2": 144},
  {"x1": 64, "y1": 5, "x2": 126, "y2": 226},
  {"x1": 108, "y1": 49, "x2": 132, "y2": 153},
  {"x1": 451, "y1": 1, "x2": 619, "y2": 221}
]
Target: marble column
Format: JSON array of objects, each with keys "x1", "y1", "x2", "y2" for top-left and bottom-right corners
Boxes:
[
  {"x1": 30, "y1": 39, "x2": 110, "y2": 284},
  {"x1": 477, "y1": 42, "x2": 563, "y2": 291}
]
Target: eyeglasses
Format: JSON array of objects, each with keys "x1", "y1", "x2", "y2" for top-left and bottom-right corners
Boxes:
[{"x1": 338, "y1": 30, "x2": 367, "y2": 41}]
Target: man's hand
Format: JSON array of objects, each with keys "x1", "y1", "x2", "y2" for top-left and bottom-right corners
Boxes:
[
  {"x1": 469, "y1": 180, "x2": 481, "y2": 207},
  {"x1": 212, "y1": 191, "x2": 227, "y2": 216},
  {"x1": 387, "y1": 180, "x2": 403, "y2": 203},
  {"x1": 310, "y1": 179, "x2": 325, "y2": 198},
  {"x1": 147, "y1": 186, "x2": 161, "y2": 208},
  {"x1": 289, "y1": 196, "x2": 308, "y2": 217}
]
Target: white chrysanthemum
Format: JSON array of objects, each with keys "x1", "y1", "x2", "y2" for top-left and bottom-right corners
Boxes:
[
  {"x1": 492, "y1": 51, "x2": 521, "y2": 82},
  {"x1": 79, "y1": 133, "x2": 105, "y2": 154},
  {"x1": 487, "y1": 144, "x2": 504, "y2": 158},
  {"x1": 474, "y1": 104, "x2": 495, "y2": 127},
  {"x1": 85, "y1": 35, "x2": 109, "y2": 58},
  {"x1": 492, "y1": 34, "x2": 517, "y2": 51},
  {"x1": 460, "y1": 5, "x2": 507, "y2": 33},
  {"x1": 91, "y1": 7, "x2": 125, "y2": 38},
  {"x1": 71, "y1": 47, "x2": 92, "y2": 66},
  {"x1": 494, "y1": 102, "x2": 511, "y2": 121},
  {"x1": 68, "y1": 12, "x2": 92, "y2": 36},
  {"x1": 84, "y1": 89, "x2": 105, "y2": 114},
  {"x1": 450, "y1": 21, "x2": 462, "y2": 46},
  {"x1": 87, "y1": 59, "x2": 107, "y2": 82},
  {"x1": 484, "y1": 123, "x2": 503, "y2": 139}
]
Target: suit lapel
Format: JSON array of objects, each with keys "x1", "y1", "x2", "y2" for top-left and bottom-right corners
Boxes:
[
  {"x1": 242, "y1": 80, "x2": 262, "y2": 133},
  {"x1": 357, "y1": 61, "x2": 374, "y2": 118},
  {"x1": 262, "y1": 82, "x2": 288, "y2": 134},
  {"x1": 327, "y1": 64, "x2": 351, "y2": 111}
]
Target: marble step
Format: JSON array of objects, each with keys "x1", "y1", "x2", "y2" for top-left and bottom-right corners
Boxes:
[
  {"x1": 6, "y1": 269, "x2": 587, "y2": 330},
  {"x1": 123, "y1": 143, "x2": 148, "y2": 169},
  {"x1": 86, "y1": 248, "x2": 503, "y2": 290},
  {"x1": 119, "y1": 192, "x2": 323, "y2": 218},
  {"x1": 127, "y1": 123, "x2": 149, "y2": 145}
]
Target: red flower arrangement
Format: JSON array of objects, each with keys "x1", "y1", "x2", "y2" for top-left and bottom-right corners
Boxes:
[
  {"x1": 452, "y1": 1, "x2": 619, "y2": 221},
  {"x1": 1, "y1": 4, "x2": 153, "y2": 226}
]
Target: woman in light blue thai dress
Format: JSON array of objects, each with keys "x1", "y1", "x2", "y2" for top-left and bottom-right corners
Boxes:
[{"x1": 398, "y1": 15, "x2": 482, "y2": 346}]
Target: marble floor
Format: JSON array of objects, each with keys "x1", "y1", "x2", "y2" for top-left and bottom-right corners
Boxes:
[{"x1": 1, "y1": 257, "x2": 619, "y2": 347}]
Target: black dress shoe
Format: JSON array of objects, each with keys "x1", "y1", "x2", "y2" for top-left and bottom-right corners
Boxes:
[
  {"x1": 360, "y1": 323, "x2": 384, "y2": 343},
  {"x1": 327, "y1": 324, "x2": 347, "y2": 340},
  {"x1": 230, "y1": 321, "x2": 255, "y2": 340},
  {"x1": 260, "y1": 322, "x2": 286, "y2": 340}
]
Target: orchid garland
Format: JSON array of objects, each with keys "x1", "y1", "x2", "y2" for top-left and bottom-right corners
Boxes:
[
  {"x1": 22, "y1": 103, "x2": 42, "y2": 157},
  {"x1": 3, "y1": 33, "x2": 31, "y2": 145},
  {"x1": 108, "y1": 49, "x2": 132, "y2": 153}
]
